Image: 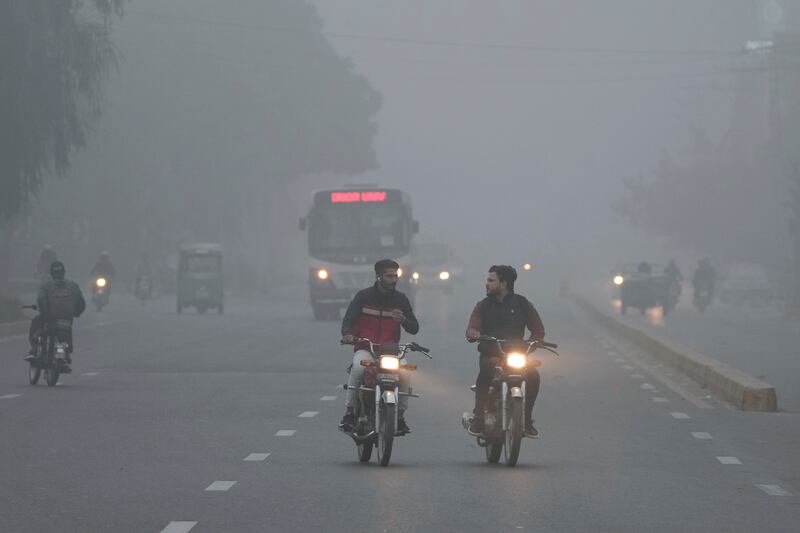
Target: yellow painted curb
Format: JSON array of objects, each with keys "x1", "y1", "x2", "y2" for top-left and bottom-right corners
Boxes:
[{"x1": 574, "y1": 296, "x2": 778, "y2": 412}]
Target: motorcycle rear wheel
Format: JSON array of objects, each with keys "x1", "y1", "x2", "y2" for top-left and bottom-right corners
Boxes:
[
  {"x1": 45, "y1": 365, "x2": 59, "y2": 387},
  {"x1": 504, "y1": 398, "x2": 523, "y2": 467},
  {"x1": 377, "y1": 402, "x2": 396, "y2": 467}
]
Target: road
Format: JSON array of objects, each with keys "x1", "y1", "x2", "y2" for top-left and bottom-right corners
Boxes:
[{"x1": 1, "y1": 288, "x2": 797, "y2": 532}]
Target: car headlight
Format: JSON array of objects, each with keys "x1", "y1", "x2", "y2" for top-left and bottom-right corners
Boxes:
[
  {"x1": 613, "y1": 275, "x2": 624, "y2": 286},
  {"x1": 523, "y1": 263, "x2": 532, "y2": 271},
  {"x1": 317, "y1": 269, "x2": 329, "y2": 280},
  {"x1": 506, "y1": 353, "x2": 527, "y2": 369},
  {"x1": 412, "y1": 272, "x2": 420, "y2": 280},
  {"x1": 438, "y1": 271, "x2": 450, "y2": 280},
  {"x1": 380, "y1": 356, "x2": 400, "y2": 370},
  {"x1": 96, "y1": 278, "x2": 107, "y2": 288}
]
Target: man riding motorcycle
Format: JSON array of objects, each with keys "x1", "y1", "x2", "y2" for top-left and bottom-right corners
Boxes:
[
  {"x1": 24, "y1": 261, "x2": 86, "y2": 368},
  {"x1": 339, "y1": 259, "x2": 420, "y2": 434},
  {"x1": 91, "y1": 251, "x2": 116, "y2": 281},
  {"x1": 466, "y1": 265, "x2": 545, "y2": 438}
]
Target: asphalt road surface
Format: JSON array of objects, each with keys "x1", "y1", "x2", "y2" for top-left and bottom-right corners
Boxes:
[{"x1": 1, "y1": 287, "x2": 797, "y2": 532}]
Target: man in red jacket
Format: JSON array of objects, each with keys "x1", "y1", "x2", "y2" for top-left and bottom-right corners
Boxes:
[{"x1": 340, "y1": 259, "x2": 419, "y2": 434}]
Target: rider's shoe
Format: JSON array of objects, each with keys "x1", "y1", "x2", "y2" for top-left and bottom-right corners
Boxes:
[
  {"x1": 524, "y1": 420, "x2": 539, "y2": 439},
  {"x1": 397, "y1": 416, "x2": 411, "y2": 435},
  {"x1": 339, "y1": 411, "x2": 355, "y2": 432},
  {"x1": 23, "y1": 353, "x2": 36, "y2": 363},
  {"x1": 468, "y1": 416, "x2": 484, "y2": 436},
  {"x1": 65, "y1": 355, "x2": 72, "y2": 365}
]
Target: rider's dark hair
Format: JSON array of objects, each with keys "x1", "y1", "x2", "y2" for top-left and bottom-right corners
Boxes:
[
  {"x1": 489, "y1": 265, "x2": 517, "y2": 292},
  {"x1": 374, "y1": 259, "x2": 400, "y2": 276},
  {"x1": 50, "y1": 261, "x2": 66, "y2": 280}
]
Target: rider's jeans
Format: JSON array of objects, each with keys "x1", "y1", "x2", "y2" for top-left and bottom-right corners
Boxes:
[{"x1": 346, "y1": 350, "x2": 410, "y2": 412}]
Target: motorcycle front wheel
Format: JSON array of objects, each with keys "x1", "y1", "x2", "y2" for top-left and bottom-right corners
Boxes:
[
  {"x1": 45, "y1": 364, "x2": 59, "y2": 387},
  {"x1": 377, "y1": 402, "x2": 396, "y2": 466},
  {"x1": 504, "y1": 398, "x2": 523, "y2": 467}
]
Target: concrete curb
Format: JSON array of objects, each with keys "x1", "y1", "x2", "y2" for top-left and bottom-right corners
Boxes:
[{"x1": 574, "y1": 295, "x2": 778, "y2": 412}]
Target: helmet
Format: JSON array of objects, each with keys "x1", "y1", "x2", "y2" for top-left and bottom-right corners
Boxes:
[{"x1": 50, "y1": 261, "x2": 66, "y2": 280}]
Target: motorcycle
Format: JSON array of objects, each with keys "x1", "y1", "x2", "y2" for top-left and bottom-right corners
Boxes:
[
  {"x1": 462, "y1": 336, "x2": 559, "y2": 467},
  {"x1": 135, "y1": 276, "x2": 151, "y2": 305},
  {"x1": 341, "y1": 337, "x2": 431, "y2": 466},
  {"x1": 693, "y1": 281, "x2": 713, "y2": 313},
  {"x1": 22, "y1": 305, "x2": 71, "y2": 386},
  {"x1": 92, "y1": 277, "x2": 110, "y2": 311}
]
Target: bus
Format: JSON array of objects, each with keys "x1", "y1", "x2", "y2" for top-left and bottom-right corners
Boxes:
[{"x1": 299, "y1": 187, "x2": 419, "y2": 320}]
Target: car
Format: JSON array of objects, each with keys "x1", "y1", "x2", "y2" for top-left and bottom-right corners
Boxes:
[{"x1": 410, "y1": 242, "x2": 465, "y2": 294}]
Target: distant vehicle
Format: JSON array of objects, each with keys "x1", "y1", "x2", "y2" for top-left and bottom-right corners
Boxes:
[
  {"x1": 410, "y1": 242, "x2": 465, "y2": 294},
  {"x1": 616, "y1": 263, "x2": 676, "y2": 316},
  {"x1": 299, "y1": 187, "x2": 419, "y2": 320},
  {"x1": 92, "y1": 276, "x2": 110, "y2": 312},
  {"x1": 177, "y1": 243, "x2": 223, "y2": 315},
  {"x1": 718, "y1": 264, "x2": 774, "y2": 307}
]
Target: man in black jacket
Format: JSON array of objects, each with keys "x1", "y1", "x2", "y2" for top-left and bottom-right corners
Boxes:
[{"x1": 466, "y1": 265, "x2": 545, "y2": 438}]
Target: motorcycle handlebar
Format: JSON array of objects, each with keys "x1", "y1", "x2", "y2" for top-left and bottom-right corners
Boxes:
[
  {"x1": 340, "y1": 338, "x2": 432, "y2": 358},
  {"x1": 21, "y1": 304, "x2": 38, "y2": 311},
  {"x1": 469, "y1": 335, "x2": 558, "y2": 352}
]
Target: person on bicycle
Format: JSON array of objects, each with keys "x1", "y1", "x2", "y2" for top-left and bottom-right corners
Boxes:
[
  {"x1": 339, "y1": 259, "x2": 419, "y2": 434},
  {"x1": 466, "y1": 265, "x2": 545, "y2": 438},
  {"x1": 24, "y1": 261, "x2": 86, "y2": 369}
]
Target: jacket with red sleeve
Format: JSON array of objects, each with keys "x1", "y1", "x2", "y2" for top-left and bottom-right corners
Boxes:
[{"x1": 341, "y1": 283, "x2": 419, "y2": 351}]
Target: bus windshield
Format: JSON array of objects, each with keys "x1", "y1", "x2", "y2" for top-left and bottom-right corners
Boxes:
[{"x1": 309, "y1": 205, "x2": 409, "y2": 254}]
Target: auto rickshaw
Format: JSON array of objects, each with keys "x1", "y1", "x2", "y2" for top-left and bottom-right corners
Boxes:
[{"x1": 177, "y1": 244, "x2": 223, "y2": 314}]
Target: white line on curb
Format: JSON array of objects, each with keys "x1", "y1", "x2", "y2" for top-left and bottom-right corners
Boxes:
[
  {"x1": 244, "y1": 453, "x2": 271, "y2": 462},
  {"x1": 0, "y1": 394, "x2": 21, "y2": 400},
  {"x1": 320, "y1": 396, "x2": 337, "y2": 401},
  {"x1": 276, "y1": 430, "x2": 296, "y2": 437},
  {"x1": 205, "y1": 481, "x2": 237, "y2": 491},
  {"x1": 161, "y1": 521, "x2": 197, "y2": 533},
  {"x1": 691, "y1": 432, "x2": 713, "y2": 439},
  {"x1": 670, "y1": 412, "x2": 691, "y2": 419},
  {"x1": 299, "y1": 411, "x2": 319, "y2": 418},
  {"x1": 756, "y1": 484, "x2": 791, "y2": 496},
  {"x1": 652, "y1": 397, "x2": 669, "y2": 403},
  {"x1": 717, "y1": 456, "x2": 742, "y2": 465}
]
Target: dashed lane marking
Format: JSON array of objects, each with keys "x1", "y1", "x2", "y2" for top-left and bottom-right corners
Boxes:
[
  {"x1": 276, "y1": 430, "x2": 296, "y2": 437},
  {"x1": 692, "y1": 432, "x2": 713, "y2": 440},
  {"x1": 244, "y1": 453, "x2": 271, "y2": 462},
  {"x1": 622, "y1": 365, "x2": 633, "y2": 370},
  {"x1": 81, "y1": 372, "x2": 100, "y2": 376},
  {"x1": 615, "y1": 358, "x2": 625, "y2": 363},
  {"x1": 641, "y1": 383, "x2": 656, "y2": 390},
  {"x1": 652, "y1": 397, "x2": 669, "y2": 403},
  {"x1": 756, "y1": 484, "x2": 791, "y2": 496},
  {"x1": 299, "y1": 411, "x2": 319, "y2": 418},
  {"x1": 205, "y1": 481, "x2": 237, "y2": 491},
  {"x1": 0, "y1": 394, "x2": 22, "y2": 400},
  {"x1": 320, "y1": 396, "x2": 338, "y2": 401},
  {"x1": 670, "y1": 412, "x2": 691, "y2": 419},
  {"x1": 161, "y1": 522, "x2": 197, "y2": 533},
  {"x1": 717, "y1": 456, "x2": 742, "y2": 465},
  {"x1": 630, "y1": 374, "x2": 644, "y2": 379}
]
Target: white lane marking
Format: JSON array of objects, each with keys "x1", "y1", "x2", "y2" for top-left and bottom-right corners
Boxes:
[
  {"x1": 692, "y1": 432, "x2": 713, "y2": 440},
  {"x1": 299, "y1": 411, "x2": 319, "y2": 418},
  {"x1": 670, "y1": 412, "x2": 691, "y2": 419},
  {"x1": 622, "y1": 365, "x2": 633, "y2": 370},
  {"x1": 320, "y1": 396, "x2": 337, "y2": 401},
  {"x1": 614, "y1": 358, "x2": 625, "y2": 363},
  {"x1": 161, "y1": 522, "x2": 197, "y2": 533},
  {"x1": 652, "y1": 397, "x2": 669, "y2": 403},
  {"x1": 205, "y1": 480, "x2": 237, "y2": 491},
  {"x1": 756, "y1": 484, "x2": 791, "y2": 496},
  {"x1": 81, "y1": 372, "x2": 100, "y2": 376},
  {"x1": 607, "y1": 351, "x2": 618, "y2": 356},
  {"x1": 0, "y1": 394, "x2": 22, "y2": 400},
  {"x1": 630, "y1": 374, "x2": 644, "y2": 379},
  {"x1": 717, "y1": 456, "x2": 742, "y2": 465},
  {"x1": 641, "y1": 383, "x2": 656, "y2": 390},
  {"x1": 244, "y1": 453, "x2": 271, "y2": 462},
  {"x1": 276, "y1": 429, "x2": 296, "y2": 437}
]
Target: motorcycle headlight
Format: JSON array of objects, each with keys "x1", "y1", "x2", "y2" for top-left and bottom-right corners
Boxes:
[
  {"x1": 613, "y1": 275, "x2": 624, "y2": 286},
  {"x1": 317, "y1": 269, "x2": 329, "y2": 280},
  {"x1": 506, "y1": 353, "x2": 527, "y2": 369},
  {"x1": 438, "y1": 271, "x2": 450, "y2": 281},
  {"x1": 397, "y1": 268, "x2": 404, "y2": 277},
  {"x1": 380, "y1": 356, "x2": 400, "y2": 370},
  {"x1": 96, "y1": 278, "x2": 107, "y2": 288}
]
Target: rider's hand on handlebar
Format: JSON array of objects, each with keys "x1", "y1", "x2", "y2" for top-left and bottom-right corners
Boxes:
[
  {"x1": 341, "y1": 334, "x2": 354, "y2": 344},
  {"x1": 466, "y1": 327, "x2": 481, "y2": 342}
]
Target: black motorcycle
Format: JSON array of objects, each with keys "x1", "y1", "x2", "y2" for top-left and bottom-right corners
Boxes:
[
  {"x1": 462, "y1": 336, "x2": 559, "y2": 467},
  {"x1": 341, "y1": 337, "x2": 431, "y2": 466},
  {"x1": 693, "y1": 281, "x2": 713, "y2": 313},
  {"x1": 23, "y1": 305, "x2": 72, "y2": 387}
]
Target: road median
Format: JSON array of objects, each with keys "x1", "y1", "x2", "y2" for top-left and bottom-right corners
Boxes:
[{"x1": 574, "y1": 295, "x2": 778, "y2": 412}]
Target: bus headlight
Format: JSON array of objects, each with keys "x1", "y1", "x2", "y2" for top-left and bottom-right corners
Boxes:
[
  {"x1": 506, "y1": 353, "x2": 527, "y2": 369},
  {"x1": 438, "y1": 271, "x2": 450, "y2": 281},
  {"x1": 613, "y1": 275, "x2": 624, "y2": 286},
  {"x1": 380, "y1": 356, "x2": 400, "y2": 370},
  {"x1": 317, "y1": 269, "x2": 329, "y2": 280}
]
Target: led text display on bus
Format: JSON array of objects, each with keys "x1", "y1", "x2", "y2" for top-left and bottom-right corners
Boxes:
[{"x1": 330, "y1": 191, "x2": 387, "y2": 203}]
